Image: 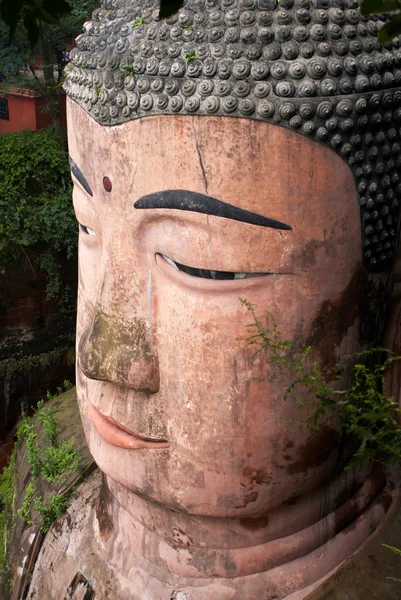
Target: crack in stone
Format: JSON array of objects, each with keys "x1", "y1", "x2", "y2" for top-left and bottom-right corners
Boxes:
[{"x1": 192, "y1": 119, "x2": 208, "y2": 195}]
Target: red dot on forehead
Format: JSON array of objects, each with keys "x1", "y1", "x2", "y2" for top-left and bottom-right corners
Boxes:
[{"x1": 103, "y1": 176, "x2": 112, "y2": 193}]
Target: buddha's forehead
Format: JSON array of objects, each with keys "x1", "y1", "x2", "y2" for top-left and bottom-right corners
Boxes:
[{"x1": 68, "y1": 102, "x2": 358, "y2": 233}]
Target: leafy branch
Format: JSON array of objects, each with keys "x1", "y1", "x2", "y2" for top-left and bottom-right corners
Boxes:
[
  {"x1": 361, "y1": 0, "x2": 401, "y2": 43},
  {"x1": 16, "y1": 381, "x2": 83, "y2": 532},
  {"x1": 240, "y1": 298, "x2": 401, "y2": 469},
  {"x1": 1, "y1": 0, "x2": 185, "y2": 48}
]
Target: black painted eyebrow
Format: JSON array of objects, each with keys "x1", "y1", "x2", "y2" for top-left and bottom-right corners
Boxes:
[
  {"x1": 134, "y1": 190, "x2": 292, "y2": 231},
  {"x1": 69, "y1": 156, "x2": 93, "y2": 197}
]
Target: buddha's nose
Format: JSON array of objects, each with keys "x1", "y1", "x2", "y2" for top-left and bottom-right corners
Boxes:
[{"x1": 78, "y1": 309, "x2": 160, "y2": 393}]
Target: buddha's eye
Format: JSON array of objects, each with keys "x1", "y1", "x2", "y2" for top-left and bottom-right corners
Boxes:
[
  {"x1": 161, "y1": 255, "x2": 267, "y2": 280},
  {"x1": 80, "y1": 223, "x2": 97, "y2": 236}
]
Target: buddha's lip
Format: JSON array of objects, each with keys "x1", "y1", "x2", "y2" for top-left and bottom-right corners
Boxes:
[{"x1": 88, "y1": 402, "x2": 169, "y2": 450}]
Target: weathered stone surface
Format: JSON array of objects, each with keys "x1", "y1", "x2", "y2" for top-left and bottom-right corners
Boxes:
[
  {"x1": 8, "y1": 388, "x2": 95, "y2": 600},
  {"x1": 27, "y1": 474, "x2": 401, "y2": 599}
]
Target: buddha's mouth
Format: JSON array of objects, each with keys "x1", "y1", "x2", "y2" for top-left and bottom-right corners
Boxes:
[{"x1": 88, "y1": 402, "x2": 169, "y2": 450}]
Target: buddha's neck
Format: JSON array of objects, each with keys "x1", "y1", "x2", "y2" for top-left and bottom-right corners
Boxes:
[{"x1": 92, "y1": 466, "x2": 390, "y2": 597}]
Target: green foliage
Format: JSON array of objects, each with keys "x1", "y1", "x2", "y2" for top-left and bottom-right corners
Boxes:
[
  {"x1": 0, "y1": 345, "x2": 74, "y2": 379},
  {"x1": 240, "y1": 298, "x2": 401, "y2": 469},
  {"x1": 17, "y1": 483, "x2": 34, "y2": 526},
  {"x1": 131, "y1": 16, "x2": 144, "y2": 29},
  {"x1": 120, "y1": 64, "x2": 134, "y2": 76},
  {"x1": 184, "y1": 49, "x2": 197, "y2": 62},
  {"x1": 384, "y1": 544, "x2": 401, "y2": 557},
  {"x1": 25, "y1": 430, "x2": 41, "y2": 478},
  {"x1": 0, "y1": 450, "x2": 15, "y2": 510},
  {"x1": 0, "y1": 0, "x2": 97, "y2": 47},
  {"x1": 17, "y1": 383, "x2": 83, "y2": 490},
  {"x1": 0, "y1": 0, "x2": 70, "y2": 45},
  {"x1": 361, "y1": 0, "x2": 401, "y2": 43},
  {"x1": 0, "y1": 127, "x2": 77, "y2": 301},
  {"x1": 0, "y1": 446, "x2": 15, "y2": 592},
  {"x1": 0, "y1": 0, "x2": 98, "y2": 147},
  {"x1": 34, "y1": 494, "x2": 68, "y2": 533},
  {"x1": 3, "y1": 381, "x2": 83, "y2": 539}
]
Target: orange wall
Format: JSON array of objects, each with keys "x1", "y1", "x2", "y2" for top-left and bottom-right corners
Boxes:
[{"x1": 0, "y1": 92, "x2": 67, "y2": 134}]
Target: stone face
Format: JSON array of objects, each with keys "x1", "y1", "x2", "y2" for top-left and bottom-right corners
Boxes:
[
  {"x1": 65, "y1": 0, "x2": 401, "y2": 271},
  {"x1": 62, "y1": 95, "x2": 397, "y2": 597},
  {"x1": 51, "y1": 0, "x2": 401, "y2": 596}
]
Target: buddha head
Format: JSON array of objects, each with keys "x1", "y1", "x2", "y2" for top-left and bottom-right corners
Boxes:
[{"x1": 64, "y1": 0, "x2": 401, "y2": 594}]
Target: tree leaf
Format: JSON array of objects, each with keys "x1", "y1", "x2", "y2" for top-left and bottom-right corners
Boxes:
[
  {"x1": 378, "y1": 13, "x2": 401, "y2": 43},
  {"x1": 0, "y1": 0, "x2": 22, "y2": 41},
  {"x1": 361, "y1": 0, "x2": 401, "y2": 16},
  {"x1": 23, "y1": 11, "x2": 40, "y2": 48},
  {"x1": 158, "y1": 0, "x2": 185, "y2": 19}
]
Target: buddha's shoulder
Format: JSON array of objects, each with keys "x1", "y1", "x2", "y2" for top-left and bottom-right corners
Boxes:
[
  {"x1": 27, "y1": 469, "x2": 119, "y2": 600},
  {"x1": 26, "y1": 481, "x2": 401, "y2": 600},
  {"x1": 304, "y1": 491, "x2": 401, "y2": 600}
]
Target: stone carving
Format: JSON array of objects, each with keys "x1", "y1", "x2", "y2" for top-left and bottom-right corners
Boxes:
[
  {"x1": 25, "y1": 1, "x2": 401, "y2": 598},
  {"x1": 65, "y1": 0, "x2": 401, "y2": 270}
]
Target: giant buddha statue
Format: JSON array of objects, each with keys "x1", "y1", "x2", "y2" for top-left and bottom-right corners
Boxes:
[{"x1": 25, "y1": 0, "x2": 401, "y2": 598}]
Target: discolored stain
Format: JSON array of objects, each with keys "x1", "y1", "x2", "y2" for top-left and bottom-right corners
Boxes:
[
  {"x1": 242, "y1": 467, "x2": 272, "y2": 485},
  {"x1": 172, "y1": 527, "x2": 194, "y2": 548},
  {"x1": 301, "y1": 238, "x2": 332, "y2": 269},
  {"x1": 333, "y1": 468, "x2": 386, "y2": 535},
  {"x1": 286, "y1": 426, "x2": 339, "y2": 475},
  {"x1": 78, "y1": 310, "x2": 159, "y2": 392},
  {"x1": 239, "y1": 514, "x2": 269, "y2": 531},
  {"x1": 95, "y1": 474, "x2": 114, "y2": 542},
  {"x1": 306, "y1": 266, "x2": 365, "y2": 372},
  {"x1": 221, "y1": 552, "x2": 238, "y2": 577},
  {"x1": 235, "y1": 490, "x2": 259, "y2": 509}
]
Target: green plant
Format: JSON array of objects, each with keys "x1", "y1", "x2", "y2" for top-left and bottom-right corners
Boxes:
[
  {"x1": 120, "y1": 64, "x2": 134, "y2": 76},
  {"x1": 240, "y1": 298, "x2": 401, "y2": 469},
  {"x1": 0, "y1": 382, "x2": 79, "y2": 594},
  {"x1": 0, "y1": 445, "x2": 15, "y2": 593},
  {"x1": 0, "y1": 127, "x2": 77, "y2": 304},
  {"x1": 94, "y1": 84, "x2": 102, "y2": 96},
  {"x1": 184, "y1": 49, "x2": 197, "y2": 62},
  {"x1": 34, "y1": 494, "x2": 68, "y2": 533},
  {"x1": 17, "y1": 483, "x2": 35, "y2": 526},
  {"x1": 25, "y1": 430, "x2": 41, "y2": 478},
  {"x1": 11, "y1": 382, "x2": 82, "y2": 530},
  {"x1": 361, "y1": 0, "x2": 401, "y2": 44},
  {"x1": 131, "y1": 16, "x2": 144, "y2": 29}
]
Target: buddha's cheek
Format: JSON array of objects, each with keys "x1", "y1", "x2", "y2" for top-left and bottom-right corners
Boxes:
[{"x1": 121, "y1": 270, "x2": 356, "y2": 516}]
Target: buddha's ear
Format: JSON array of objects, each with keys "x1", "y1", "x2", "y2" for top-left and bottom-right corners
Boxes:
[{"x1": 384, "y1": 240, "x2": 401, "y2": 405}]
